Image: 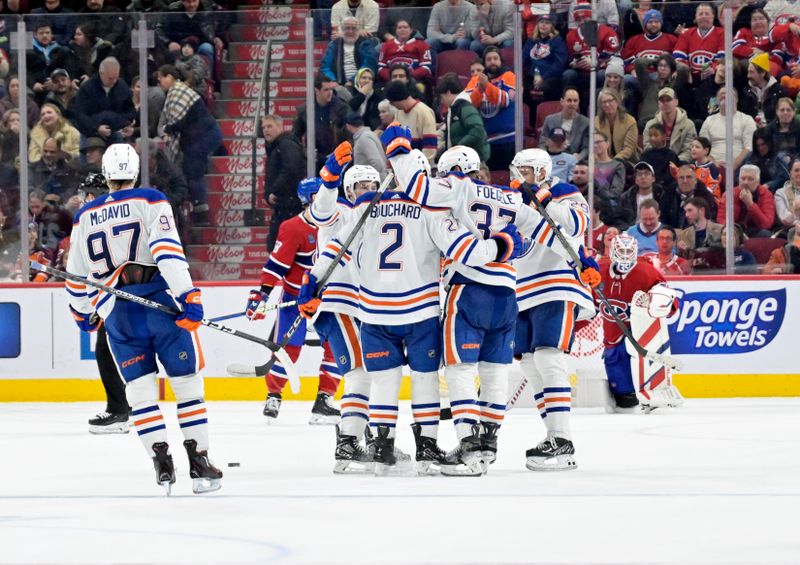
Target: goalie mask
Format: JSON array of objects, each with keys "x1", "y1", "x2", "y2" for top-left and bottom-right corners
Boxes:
[
  {"x1": 101, "y1": 143, "x2": 139, "y2": 182},
  {"x1": 437, "y1": 145, "x2": 481, "y2": 177},
  {"x1": 510, "y1": 148, "x2": 552, "y2": 186},
  {"x1": 343, "y1": 165, "x2": 380, "y2": 203},
  {"x1": 610, "y1": 233, "x2": 638, "y2": 274}
]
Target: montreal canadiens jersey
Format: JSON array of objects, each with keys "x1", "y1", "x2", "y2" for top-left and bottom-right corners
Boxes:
[
  {"x1": 672, "y1": 26, "x2": 725, "y2": 74},
  {"x1": 769, "y1": 24, "x2": 800, "y2": 66},
  {"x1": 260, "y1": 213, "x2": 316, "y2": 296},
  {"x1": 66, "y1": 187, "x2": 193, "y2": 320},
  {"x1": 307, "y1": 185, "x2": 360, "y2": 317},
  {"x1": 597, "y1": 256, "x2": 666, "y2": 346},
  {"x1": 311, "y1": 190, "x2": 502, "y2": 326},
  {"x1": 514, "y1": 181, "x2": 595, "y2": 320},
  {"x1": 621, "y1": 32, "x2": 677, "y2": 71},
  {"x1": 566, "y1": 25, "x2": 620, "y2": 67}
]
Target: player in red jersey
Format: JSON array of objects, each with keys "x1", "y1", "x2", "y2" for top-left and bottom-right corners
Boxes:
[{"x1": 245, "y1": 178, "x2": 342, "y2": 424}]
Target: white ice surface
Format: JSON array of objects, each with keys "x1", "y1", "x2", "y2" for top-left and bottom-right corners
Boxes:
[{"x1": 1, "y1": 399, "x2": 799, "y2": 564}]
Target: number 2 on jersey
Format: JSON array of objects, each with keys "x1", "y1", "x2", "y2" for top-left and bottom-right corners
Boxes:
[
  {"x1": 378, "y1": 222, "x2": 404, "y2": 270},
  {"x1": 86, "y1": 221, "x2": 142, "y2": 277}
]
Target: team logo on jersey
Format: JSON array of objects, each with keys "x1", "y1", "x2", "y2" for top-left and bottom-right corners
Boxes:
[
  {"x1": 600, "y1": 298, "x2": 629, "y2": 322},
  {"x1": 667, "y1": 289, "x2": 786, "y2": 354}
]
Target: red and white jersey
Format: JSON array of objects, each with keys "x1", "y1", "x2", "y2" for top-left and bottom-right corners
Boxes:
[
  {"x1": 311, "y1": 190, "x2": 503, "y2": 326},
  {"x1": 377, "y1": 37, "x2": 432, "y2": 80},
  {"x1": 621, "y1": 32, "x2": 677, "y2": 72},
  {"x1": 731, "y1": 27, "x2": 776, "y2": 59},
  {"x1": 770, "y1": 23, "x2": 800, "y2": 67},
  {"x1": 66, "y1": 187, "x2": 193, "y2": 319},
  {"x1": 597, "y1": 256, "x2": 665, "y2": 346},
  {"x1": 260, "y1": 213, "x2": 317, "y2": 296},
  {"x1": 566, "y1": 25, "x2": 620, "y2": 68},
  {"x1": 514, "y1": 182, "x2": 595, "y2": 320},
  {"x1": 765, "y1": 0, "x2": 800, "y2": 25},
  {"x1": 649, "y1": 253, "x2": 691, "y2": 276},
  {"x1": 672, "y1": 26, "x2": 725, "y2": 75}
]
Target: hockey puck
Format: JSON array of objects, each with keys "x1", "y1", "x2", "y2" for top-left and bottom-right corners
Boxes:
[{"x1": 227, "y1": 462, "x2": 240, "y2": 467}]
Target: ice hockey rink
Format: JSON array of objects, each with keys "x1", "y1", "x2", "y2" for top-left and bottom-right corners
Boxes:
[{"x1": 1, "y1": 398, "x2": 799, "y2": 564}]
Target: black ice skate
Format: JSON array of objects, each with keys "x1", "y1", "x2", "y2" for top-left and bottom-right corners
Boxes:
[
  {"x1": 365, "y1": 425, "x2": 412, "y2": 464},
  {"x1": 411, "y1": 423, "x2": 447, "y2": 475},
  {"x1": 309, "y1": 391, "x2": 340, "y2": 425},
  {"x1": 371, "y1": 425, "x2": 397, "y2": 476},
  {"x1": 333, "y1": 425, "x2": 374, "y2": 474},
  {"x1": 441, "y1": 425, "x2": 485, "y2": 477},
  {"x1": 151, "y1": 442, "x2": 176, "y2": 495},
  {"x1": 183, "y1": 439, "x2": 223, "y2": 494},
  {"x1": 480, "y1": 422, "x2": 500, "y2": 467},
  {"x1": 525, "y1": 435, "x2": 577, "y2": 471},
  {"x1": 613, "y1": 392, "x2": 640, "y2": 414},
  {"x1": 263, "y1": 392, "x2": 282, "y2": 422},
  {"x1": 88, "y1": 411, "x2": 129, "y2": 435}
]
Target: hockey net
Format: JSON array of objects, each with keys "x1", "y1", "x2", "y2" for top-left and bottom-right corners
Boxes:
[{"x1": 567, "y1": 317, "x2": 610, "y2": 408}]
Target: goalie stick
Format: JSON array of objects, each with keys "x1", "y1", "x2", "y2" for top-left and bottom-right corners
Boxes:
[
  {"x1": 228, "y1": 172, "x2": 396, "y2": 378},
  {"x1": 522, "y1": 184, "x2": 683, "y2": 371},
  {"x1": 34, "y1": 261, "x2": 300, "y2": 392}
]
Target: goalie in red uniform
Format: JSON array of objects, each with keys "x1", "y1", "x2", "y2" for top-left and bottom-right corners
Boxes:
[{"x1": 597, "y1": 234, "x2": 684, "y2": 413}]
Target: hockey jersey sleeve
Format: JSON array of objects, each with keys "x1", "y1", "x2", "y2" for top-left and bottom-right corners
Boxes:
[
  {"x1": 388, "y1": 150, "x2": 460, "y2": 209},
  {"x1": 308, "y1": 185, "x2": 340, "y2": 228},
  {"x1": 426, "y1": 209, "x2": 501, "y2": 267},
  {"x1": 65, "y1": 222, "x2": 98, "y2": 315},
  {"x1": 309, "y1": 198, "x2": 368, "y2": 280},
  {"x1": 543, "y1": 182, "x2": 590, "y2": 239},
  {"x1": 145, "y1": 198, "x2": 194, "y2": 297},
  {"x1": 260, "y1": 219, "x2": 302, "y2": 288}
]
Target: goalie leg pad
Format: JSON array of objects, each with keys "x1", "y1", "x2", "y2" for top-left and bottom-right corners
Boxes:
[
  {"x1": 368, "y1": 367, "x2": 402, "y2": 439},
  {"x1": 519, "y1": 352, "x2": 545, "y2": 421},
  {"x1": 411, "y1": 370, "x2": 440, "y2": 439},
  {"x1": 444, "y1": 362, "x2": 479, "y2": 440},
  {"x1": 339, "y1": 366, "x2": 371, "y2": 437},
  {"x1": 171, "y1": 373, "x2": 209, "y2": 451},
  {"x1": 127, "y1": 373, "x2": 167, "y2": 458},
  {"x1": 534, "y1": 347, "x2": 572, "y2": 440}
]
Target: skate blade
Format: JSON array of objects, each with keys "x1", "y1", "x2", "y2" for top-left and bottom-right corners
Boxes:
[
  {"x1": 374, "y1": 460, "x2": 415, "y2": 477},
  {"x1": 308, "y1": 413, "x2": 340, "y2": 425},
  {"x1": 192, "y1": 477, "x2": 222, "y2": 494},
  {"x1": 333, "y1": 460, "x2": 375, "y2": 474},
  {"x1": 440, "y1": 464, "x2": 484, "y2": 477},
  {"x1": 88, "y1": 422, "x2": 130, "y2": 434},
  {"x1": 415, "y1": 461, "x2": 442, "y2": 476},
  {"x1": 159, "y1": 480, "x2": 173, "y2": 496},
  {"x1": 525, "y1": 454, "x2": 577, "y2": 472},
  {"x1": 613, "y1": 406, "x2": 638, "y2": 414}
]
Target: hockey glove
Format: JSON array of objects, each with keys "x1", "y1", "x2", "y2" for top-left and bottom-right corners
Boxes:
[
  {"x1": 491, "y1": 224, "x2": 523, "y2": 262},
  {"x1": 578, "y1": 246, "x2": 602, "y2": 289},
  {"x1": 245, "y1": 286, "x2": 272, "y2": 321},
  {"x1": 297, "y1": 272, "x2": 320, "y2": 319},
  {"x1": 70, "y1": 306, "x2": 101, "y2": 333},
  {"x1": 533, "y1": 186, "x2": 552, "y2": 208},
  {"x1": 380, "y1": 122, "x2": 413, "y2": 157},
  {"x1": 176, "y1": 288, "x2": 204, "y2": 331},
  {"x1": 320, "y1": 141, "x2": 352, "y2": 187}
]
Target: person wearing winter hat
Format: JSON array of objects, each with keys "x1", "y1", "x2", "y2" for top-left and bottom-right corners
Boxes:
[
  {"x1": 621, "y1": 8, "x2": 677, "y2": 75},
  {"x1": 740, "y1": 52, "x2": 784, "y2": 125},
  {"x1": 603, "y1": 57, "x2": 638, "y2": 116}
]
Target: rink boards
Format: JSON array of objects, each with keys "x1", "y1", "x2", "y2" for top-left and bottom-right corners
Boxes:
[{"x1": 1, "y1": 276, "x2": 799, "y2": 401}]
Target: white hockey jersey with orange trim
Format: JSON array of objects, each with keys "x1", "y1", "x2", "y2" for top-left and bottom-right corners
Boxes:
[
  {"x1": 66, "y1": 187, "x2": 193, "y2": 320},
  {"x1": 514, "y1": 181, "x2": 596, "y2": 320}
]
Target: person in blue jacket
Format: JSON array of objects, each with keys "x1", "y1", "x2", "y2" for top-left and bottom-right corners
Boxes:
[{"x1": 524, "y1": 14, "x2": 567, "y2": 102}]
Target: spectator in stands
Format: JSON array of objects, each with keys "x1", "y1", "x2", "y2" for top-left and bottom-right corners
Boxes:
[
  {"x1": 693, "y1": 223, "x2": 757, "y2": 272},
  {"x1": 593, "y1": 132, "x2": 626, "y2": 213},
  {"x1": 128, "y1": 75, "x2": 164, "y2": 141},
  {"x1": 670, "y1": 163, "x2": 718, "y2": 228},
  {"x1": 525, "y1": 13, "x2": 567, "y2": 102},
  {"x1": 380, "y1": 0, "x2": 431, "y2": 45},
  {"x1": 677, "y1": 197, "x2": 723, "y2": 258},
  {"x1": 699, "y1": 87, "x2": 756, "y2": 171},
  {"x1": 622, "y1": 10, "x2": 677, "y2": 76},
  {"x1": 162, "y1": 0, "x2": 225, "y2": 63},
  {"x1": 477, "y1": 162, "x2": 491, "y2": 183},
  {"x1": 375, "y1": 98, "x2": 395, "y2": 137},
  {"x1": 688, "y1": 136, "x2": 721, "y2": 202},
  {"x1": 30, "y1": 0, "x2": 75, "y2": 46},
  {"x1": 635, "y1": 54, "x2": 690, "y2": 131},
  {"x1": 71, "y1": 57, "x2": 135, "y2": 146},
  {"x1": 69, "y1": 135, "x2": 105, "y2": 176},
  {"x1": 597, "y1": 225, "x2": 620, "y2": 258},
  {"x1": 262, "y1": 114, "x2": 305, "y2": 253},
  {"x1": 602, "y1": 58, "x2": 636, "y2": 117},
  {"x1": 672, "y1": 3, "x2": 724, "y2": 83},
  {"x1": 43, "y1": 68, "x2": 77, "y2": 122},
  {"x1": 642, "y1": 87, "x2": 696, "y2": 163},
  {"x1": 741, "y1": 53, "x2": 783, "y2": 126},
  {"x1": 765, "y1": 97, "x2": 800, "y2": 160},
  {"x1": 437, "y1": 73, "x2": 489, "y2": 163},
  {"x1": 746, "y1": 128, "x2": 789, "y2": 192},
  {"x1": 384, "y1": 62, "x2": 426, "y2": 100},
  {"x1": 78, "y1": 0, "x2": 127, "y2": 47},
  {"x1": 157, "y1": 64, "x2": 222, "y2": 225},
  {"x1": 377, "y1": 20, "x2": 432, "y2": 84},
  {"x1": 27, "y1": 23, "x2": 76, "y2": 105},
  {"x1": 0, "y1": 108, "x2": 20, "y2": 165},
  {"x1": 774, "y1": 157, "x2": 800, "y2": 229},
  {"x1": 29, "y1": 103, "x2": 80, "y2": 162},
  {"x1": 568, "y1": 0, "x2": 619, "y2": 30},
  {"x1": 385, "y1": 79, "x2": 437, "y2": 163},
  {"x1": 624, "y1": 198, "x2": 663, "y2": 255},
  {"x1": 469, "y1": 0, "x2": 514, "y2": 55},
  {"x1": 348, "y1": 68, "x2": 382, "y2": 130},
  {"x1": 545, "y1": 127, "x2": 575, "y2": 183},
  {"x1": 0, "y1": 75, "x2": 40, "y2": 130},
  {"x1": 69, "y1": 21, "x2": 113, "y2": 84},
  {"x1": 344, "y1": 112, "x2": 387, "y2": 179},
  {"x1": 127, "y1": 0, "x2": 170, "y2": 13},
  {"x1": 640, "y1": 123, "x2": 679, "y2": 186},
  {"x1": 767, "y1": 19, "x2": 800, "y2": 97},
  {"x1": 470, "y1": 59, "x2": 485, "y2": 77},
  {"x1": 571, "y1": 160, "x2": 589, "y2": 196},
  {"x1": 595, "y1": 88, "x2": 639, "y2": 163},
  {"x1": 765, "y1": 0, "x2": 800, "y2": 25},
  {"x1": 29, "y1": 137, "x2": 81, "y2": 199},
  {"x1": 732, "y1": 9, "x2": 780, "y2": 75},
  {"x1": 764, "y1": 226, "x2": 800, "y2": 273},
  {"x1": 135, "y1": 138, "x2": 189, "y2": 209},
  {"x1": 651, "y1": 226, "x2": 692, "y2": 275},
  {"x1": 293, "y1": 74, "x2": 350, "y2": 173},
  {"x1": 426, "y1": 0, "x2": 474, "y2": 56},
  {"x1": 465, "y1": 46, "x2": 515, "y2": 170},
  {"x1": 718, "y1": 164, "x2": 776, "y2": 238},
  {"x1": 331, "y1": 0, "x2": 380, "y2": 39},
  {"x1": 541, "y1": 87, "x2": 590, "y2": 161},
  {"x1": 322, "y1": 16, "x2": 378, "y2": 100},
  {"x1": 174, "y1": 37, "x2": 210, "y2": 98},
  {"x1": 627, "y1": 160, "x2": 680, "y2": 228}
]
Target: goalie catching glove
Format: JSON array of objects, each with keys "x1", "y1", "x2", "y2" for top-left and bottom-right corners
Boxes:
[
  {"x1": 176, "y1": 288, "x2": 203, "y2": 331},
  {"x1": 297, "y1": 272, "x2": 321, "y2": 319},
  {"x1": 320, "y1": 141, "x2": 352, "y2": 188},
  {"x1": 644, "y1": 285, "x2": 679, "y2": 318},
  {"x1": 70, "y1": 306, "x2": 101, "y2": 333},
  {"x1": 577, "y1": 246, "x2": 602, "y2": 288}
]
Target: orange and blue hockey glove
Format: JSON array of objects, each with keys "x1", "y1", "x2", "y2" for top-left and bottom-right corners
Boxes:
[
  {"x1": 176, "y1": 288, "x2": 204, "y2": 331},
  {"x1": 320, "y1": 141, "x2": 352, "y2": 187},
  {"x1": 297, "y1": 272, "x2": 321, "y2": 319},
  {"x1": 380, "y1": 122, "x2": 413, "y2": 157},
  {"x1": 491, "y1": 224, "x2": 523, "y2": 262},
  {"x1": 69, "y1": 306, "x2": 101, "y2": 333},
  {"x1": 578, "y1": 246, "x2": 602, "y2": 289}
]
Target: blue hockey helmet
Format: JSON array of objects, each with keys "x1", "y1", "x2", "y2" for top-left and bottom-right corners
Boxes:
[{"x1": 297, "y1": 177, "x2": 322, "y2": 205}]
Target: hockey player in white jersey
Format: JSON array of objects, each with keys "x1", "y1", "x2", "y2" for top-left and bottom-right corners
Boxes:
[
  {"x1": 509, "y1": 148, "x2": 600, "y2": 472},
  {"x1": 388, "y1": 141, "x2": 541, "y2": 475},
  {"x1": 66, "y1": 144, "x2": 222, "y2": 494},
  {"x1": 298, "y1": 127, "x2": 523, "y2": 475}
]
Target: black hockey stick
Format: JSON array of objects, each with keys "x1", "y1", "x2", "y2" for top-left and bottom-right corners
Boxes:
[
  {"x1": 522, "y1": 184, "x2": 683, "y2": 371},
  {"x1": 34, "y1": 261, "x2": 300, "y2": 391},
  {"x1": 228, "y1": 171, "x2": 396, "y2": 378},
  {"x1": 210, "y1": 300, "x2": 299, "y2": 323}
]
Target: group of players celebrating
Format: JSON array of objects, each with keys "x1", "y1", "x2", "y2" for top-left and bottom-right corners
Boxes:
[{"x1": 65, "y1": 126, "x2": 683, "y2": 493}]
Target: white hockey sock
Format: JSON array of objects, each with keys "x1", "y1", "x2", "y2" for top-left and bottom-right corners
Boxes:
[
  {"x1": 177, "y1": 399, "x2": 209, "y2": 452},
  {"x1": 536, "y1": 347, "x2": 572, "y2": 440},
  {"x1": 131, "y1": 401, "x2": 168, "y2": 458},
  {"x1": 477, "y1": 361, "x2": 508, "y2": 428},
  {"x1": 368, "y1": 367, "x2": 402, "y2": 439},
  {"x1": 520, "y1": 353, "x2": 546, "y2": 421},
  {"x1": 444, "y1": 362, "x2": 479, "y2": 439},
  {"x1": 411, "y1": 370, "x2": 440, "y2": 439},
  {"x1": 340, "y1": 367, "x2": 370, "y2": 437}
]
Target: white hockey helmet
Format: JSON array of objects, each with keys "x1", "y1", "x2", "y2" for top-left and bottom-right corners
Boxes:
[
  {"x1": 437, "y1": 145, "x2": 481, "y2": 177},
  {"x1": 101, "y1": 143, "x2": 139, "y2": 182},
  {"x1": 343, "y1": 165, "x2": 380, "y2": 203},
  {"x1": 610, "y1": 233, "x2": 638, "y2": 274},
  {"x1": 510, "y1": 148, "x2": 552, "y2": 185}
]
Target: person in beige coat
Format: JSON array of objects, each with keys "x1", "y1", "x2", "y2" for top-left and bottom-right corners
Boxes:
[
  {"x1": 594, "y1": 87, "x2": 640, "y2": 163},
  {"x1": 641, "y1": 87, "x2": 697, "y2": 163},
  {"x1": 29, "y1": 103, "x2": 80, "y2": 162}
]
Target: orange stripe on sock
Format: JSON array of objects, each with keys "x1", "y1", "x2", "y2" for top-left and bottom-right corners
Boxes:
[
  {"x1": 178, "y1": 408, "x2": 207, "y2": 419},
  {"x1": 134, "y1": 414, "x2": 163, "y2": 426},
  {"x1": 412, "y1": 411, "x2": 440, "y2": 418}
]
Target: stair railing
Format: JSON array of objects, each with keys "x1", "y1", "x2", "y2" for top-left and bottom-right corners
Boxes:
[{"x1": 244, "y1": 39, "x2": 272, "y2": 227}]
